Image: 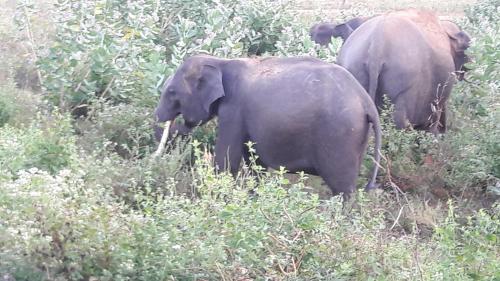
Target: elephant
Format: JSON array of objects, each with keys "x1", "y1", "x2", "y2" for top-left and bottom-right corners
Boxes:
[
  {"x1": 336, "y1": 9, "x2": 471, "y2": 134},
  {"x1": 153, "y1": 76, "x2": 198, "y2": 142},
  {"x1": 310, "y1": 16, "x2": 373, "y2": 45},
  {"x1": 154, "y1": 55, "x2": 382, "y2": 196}
]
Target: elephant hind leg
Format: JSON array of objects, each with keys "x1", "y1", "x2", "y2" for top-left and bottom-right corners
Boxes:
[
  {"x1": 393, "y1": 99, "x2": 412, "y2": 130},
  {"x1": 316, "y1": 143, "x2": 362, "y2": 199}
]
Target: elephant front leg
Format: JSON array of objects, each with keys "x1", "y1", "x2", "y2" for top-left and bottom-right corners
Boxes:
[
  {"x1": 214, "y1": 119, "x2": 245, "y2": 177},
  {"x1": 393, "y1": 101, "x2": 411, "y2": 130}
]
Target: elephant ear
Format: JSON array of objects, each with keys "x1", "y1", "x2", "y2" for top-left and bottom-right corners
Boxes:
[
  {"x1": 334, "y1": 23, "x2": 354, "y2": 41},
  {"x1": 442, "y1": 21, "x2": 471, "y2": 52},
  {"x1": 448, "y1": 30, "x2": 471, "y2": 52},
  {"x1": 442, "y1": 21, "x2": 471, "y2": 78},
  {"x1": 336, "y1": 16, "x2": 371, "y2": 41},
  {"x1": 195, "y1": 64, "x2": 225, "y2": 114}
]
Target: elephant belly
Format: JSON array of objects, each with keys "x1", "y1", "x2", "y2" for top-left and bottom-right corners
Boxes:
[
  {"x1": 256, "y1": 146, "x2": 316, "y2": 174},
  {"x1": 247, "y1": 125, "x2": 317, "y2": 174}
]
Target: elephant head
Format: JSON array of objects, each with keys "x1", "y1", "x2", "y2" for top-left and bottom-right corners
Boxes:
[
  {"x1": 441, "y1": 20, "x2": 472, "y2": 81},
  {"x1": 310, "y1": 17, "x2": 372, "y2": 45},
  {"x1": 154, "y1": 55, "x2": 225, "y2": 141},
  {"x1": 310, "y1": 23, "x2": 340, "y2": 46}
]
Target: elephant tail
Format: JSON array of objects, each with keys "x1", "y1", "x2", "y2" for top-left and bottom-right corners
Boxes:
[
  {"x1": 367, "y1": 54, "x2": 382, "y2": 101},
  {"x1": 366, "y1": 26, "x2": 384, "y2": 102},
  {"x1": 365, "y1": 107, "x2": 382, "y2": 190}
]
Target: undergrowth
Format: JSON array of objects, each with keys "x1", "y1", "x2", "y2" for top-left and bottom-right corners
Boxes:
[{"x1": 0, "y1": 0, "x2": 498, "y2": 279}]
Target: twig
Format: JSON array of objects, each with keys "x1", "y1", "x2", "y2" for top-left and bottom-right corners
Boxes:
[
  {"x1": 283, "y1": 206, "x2": 294, "y2": 226},
  {"x1": 268, "y1": 233, "x2": 287, "y2": 248},
  {"x1": 267, "y1": 246, "x2": 289, "y2": 276},
  {"x1": 74, "y1": 68, "x2": 92, "y2": 93},
  {"x1": 291, "y1": 229, "x2": 302, "y2": 242},
  {"x1": 294, "y1": 248, "x2": 306, "y2": 274},
  {"x1": 215, "y1": 263, "x2": 227, "y2": 281},
  {"x1": 154, "y1": 0, "x2": 161, "y2": 17},
  {"x1": 100, "y1": 76, "x2": 116, "y2": 98},
  {"x1": 414, "y1": 241, "x2": 425, "y2": 280},
  {"x1": 260, "y1": 207, "x2": 274, "y2": 222},
  {"x1": 298, "y1": 206, "x2": 316, "y2": 217},
  {"x1": 380, "y1": 153, "x2": 424, "y2": 279},
  {"x1": 22, "y1": 3, "x2": 44, "y2": 92},
  {"x1": 389, "y1": 206, "x2": 404, "y2": 230}
]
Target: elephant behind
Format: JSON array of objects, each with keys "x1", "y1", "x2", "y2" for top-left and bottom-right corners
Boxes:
[
  {"x1": 310, "y1": 16, "x2": 372, "y2": 45},
  {"x1": 337, "y1": 9, "x2": 471, "y2": 133},
  {"x1": 154, "y1": 55, "x2": 382, "y2": 197}
]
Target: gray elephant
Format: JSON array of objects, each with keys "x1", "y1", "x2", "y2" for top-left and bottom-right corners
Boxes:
[
  {"x1": 310, "y1": 16, "x2": 372, "y2": 45},
  {"x1": 154, "y1": 55, "x2": 382, "y2": 196},
  {"x1": 337, "y1": 9, "x2": 471, "y2": 134},
  {"x1": 153, "y1": 77, "x2": 192, "y2": 141}
]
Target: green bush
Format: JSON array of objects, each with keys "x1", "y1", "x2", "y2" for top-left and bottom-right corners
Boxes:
[
  {"x1": 1, "y1": 0, "x2": 499, "y2": 279},
  {"x1": 76, "y1": 102, "x2": 157, "y2": 158},
  {"x1": 34, "y1": 0, "x2": 296, "y2": 112},
  {"x1": 0, "y1": 112, "x2": 76, "y2": 175},
  {"x1": 0, "y1": 80, "x2": 41, "y2": 128},
  {"x1": 0, "y1": 89, "x2": 15, "y2": 127},
  {"x1": 1, "y1": 148, "x2": 498, "y2": 280}
]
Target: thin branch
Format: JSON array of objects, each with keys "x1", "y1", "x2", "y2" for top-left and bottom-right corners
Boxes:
[
  {"x1": 215, "y1": 263, "x2": 227, "y2": 281},
  {"x1": 390, "y1": 206, "x2": 404, "y2": 231},
  {"x1": 73, "y1": 68, "x2": 92, "y2": 93},
  {"x1": 100, "y1": 76, "x2": 116, "y2": 99},
  {"x1": 22, "y1": 3, "x2": 44, "y2": 92}
]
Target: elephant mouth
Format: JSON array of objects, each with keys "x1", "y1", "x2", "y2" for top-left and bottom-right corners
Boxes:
[{"x1": 183, "y1": 119, "x2": 199, "y2": 128}]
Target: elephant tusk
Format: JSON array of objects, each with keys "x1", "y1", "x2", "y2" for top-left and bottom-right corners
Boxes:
[{"x1": 152, "y1": 120, "x2": 171, "y2": 158}]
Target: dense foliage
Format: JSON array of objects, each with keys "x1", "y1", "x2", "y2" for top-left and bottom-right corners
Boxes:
[{"x1": 0, "y1": 0, "x2": 498, "y2": 279}]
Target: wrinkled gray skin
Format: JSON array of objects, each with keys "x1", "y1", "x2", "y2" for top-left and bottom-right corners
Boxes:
[
  {"x1": 154, "y1": 55, "x2": 382, "y2": 197},
  {"x1": 310, "y1": 17, "x2": 372, "y2": 45},
  {"x1": 337, "y1": 13, "x2": 471, "y2": 134},
  {"x1": 154, "y1": 75, "x2": 192, "y2": 142}
]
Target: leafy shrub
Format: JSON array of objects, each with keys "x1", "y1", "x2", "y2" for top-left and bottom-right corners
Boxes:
[
  {"x1": 0, "y1": 79, "x2": 41, "y2": 128},
  {"x1": 432, "y1": 203, "x2": 500, "y2": 279},
  {"x1": 445, "y1": 0, "x2": 500, "y2": 192},
  {"x1": 33, "y1": 0, "x2": 296, "y2": 112},
  {"x1": 1, "y1": 148, "x2": 498, "y2": 280},
  {"x1": 465, "y1": 0, "x2": 499, "y2": 25},
  {"x1": 0, "y1": 87, "x2": 15, "y2": 127},
  {"x1": 79, "y1": 137, "x2": 194, "y2": 201},
  {"x1": 0, "y1": 112, "x2": 76, "y2": 175},
  {"x1": 1, "y1": 0, "x2": 499, "y2": 279},
  {"x1": 24, "y1": 0, "x2": 302, "y2": 157},
  {"x1": 76, "y1": 102, "x2": 157, "y2": 158}
]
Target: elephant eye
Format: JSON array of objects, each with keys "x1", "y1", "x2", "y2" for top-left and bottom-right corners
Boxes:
[{"x1": 167, "y1": 88, "x2": 175, "y2": 95}]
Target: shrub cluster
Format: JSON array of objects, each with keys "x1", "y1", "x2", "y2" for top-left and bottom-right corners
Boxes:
[
  {"x1": 1, "y1": 151, "x2": 498, "y2": 280},
  {"x1": 0, "y1": 0, "x2": 498, "y2": 279}
]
